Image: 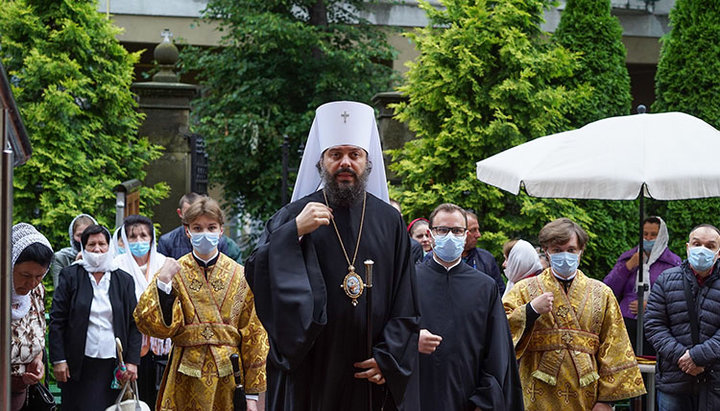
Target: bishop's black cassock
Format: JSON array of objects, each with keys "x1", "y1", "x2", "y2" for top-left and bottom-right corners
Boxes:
[
  {"x1": 415, "y1": 258, "x2": 524, "y2": 411},
  {"x1": 246, "y1": 190, "x2": 420, "y2": 410}
]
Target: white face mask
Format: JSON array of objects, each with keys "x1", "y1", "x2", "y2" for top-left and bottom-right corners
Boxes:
[{"x1": 82, "y1": 249, "x2": 114, "y2": 272}]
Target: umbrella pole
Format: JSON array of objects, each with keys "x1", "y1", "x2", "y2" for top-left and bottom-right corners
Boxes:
[{"x1": 636, "y1": 193, "x2": 646, "y2": 356}]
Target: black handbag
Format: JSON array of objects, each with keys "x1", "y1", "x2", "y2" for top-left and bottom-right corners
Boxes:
[
  {"x1": 22, "y1": 382, "x2": 56, "y2": 411},
  {"x1": 22, "y1": 348, "x2": 56, "y2": 411}
]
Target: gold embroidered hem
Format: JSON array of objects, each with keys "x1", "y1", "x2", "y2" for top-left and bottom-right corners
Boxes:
[
  {"x1": 503, "y1": 269, "x2": 645, "y2": 410},
  {"x1": 134, "y1": 253, "x2": 269, "y2": 410}
]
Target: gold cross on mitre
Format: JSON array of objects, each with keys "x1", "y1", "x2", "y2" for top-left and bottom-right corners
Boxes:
[{"x1": 341, "y1": 111, "x2": 350, "y2": 123}]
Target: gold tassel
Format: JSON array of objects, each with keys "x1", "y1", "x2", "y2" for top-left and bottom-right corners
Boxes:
[
  {"x1": 532, "y1": 370, "x2": 557, "y2": 386},
  {"x1": 579, "y1": 371, "x2": 600, "y2": 387}
]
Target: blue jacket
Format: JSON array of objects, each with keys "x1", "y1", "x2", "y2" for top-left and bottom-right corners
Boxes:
[
  {"x1": 644, "y1": 261, "x2": 720, "y2": 399},
  {"x1": 463, "y1": 248, "x2": 505, "y2": 295},
  {"x1": 157, "y1": 225, "x2": 243, "y2": 263}
]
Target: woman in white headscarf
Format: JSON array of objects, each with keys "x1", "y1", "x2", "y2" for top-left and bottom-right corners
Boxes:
[
  {"x1": 111, "y1": 226, "x2": 127, "y2": 256},
  {"x1": 10, "y1": 223, "x2": 54, "y2": 410},
  {"x1": 50, "y1": 213, "x2": 97, "y2": 288},
  {"x1": 603, "y1": 216, "x2": 681, "y2": 354},
  {"x1": 501, "y1": 239, "x2": 544, "y2": 297},
  {"x1": 113, "y1": 215, "x2": 170, "y2": 408}
]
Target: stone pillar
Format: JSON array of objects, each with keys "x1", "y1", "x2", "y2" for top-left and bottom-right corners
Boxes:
[
  {"x1": 371, "y1": 91, "x2": 415, "y2": 184},
  {"x1": 131, "y1": 29, "x2": 198, "y2": 233}
]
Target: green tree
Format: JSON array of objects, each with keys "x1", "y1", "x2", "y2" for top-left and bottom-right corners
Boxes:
[
  {"x1": 554, "y1": 0, "x2": 631, "y2": 125},
  {"x1": 653, "y1": 0, "x2": 720, "y2": 126},
  {"x1": 0, "y1": 1, "x2": 168, "y2": 255},
  {"x1": 390, "y1": 0, "x2": 616, "y2": 272},
  {"x1": 554, "y1": 0, "x2": 639, "y2": 274},
  {"x1": 651, "y1": 0, "x2": 720, "y2": 255},
  {"x1": 180, "y1": 0, "x2": 396, "y2": 222}
]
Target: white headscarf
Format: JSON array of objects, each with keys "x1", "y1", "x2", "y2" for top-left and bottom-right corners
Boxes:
[
  {"x1": 503, "y1": 239, "x2": 543, "y2": 297},
  {"x1": 114, "y1": 225, "x2": 166, "y2": 302},
  {"x1": 113, "y1": 224, "x2": 171, "y2": 355},
  {"x1": 291, "y1": 101, "x2": 390, "y2": 204},
  {"x1": 75, "y1": 226, "x2": 118, "y2": 273},
  {"x1": 11, "y1": 223, "x2": 53, "y2": 320},
  {"x1": 110, "y1": 226, "x2": 126, "y2": 256},
  {"x1": 639, "y1": 216, "x2": 669, "y2": 290},
  {"x1": 68, "y1": 213, "x2": 97, "y2": 253}
]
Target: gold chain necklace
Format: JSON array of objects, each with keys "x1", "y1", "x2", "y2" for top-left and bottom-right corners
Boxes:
[{"x1": 323, "y1": 189, "x2": 367, "y2": 306}]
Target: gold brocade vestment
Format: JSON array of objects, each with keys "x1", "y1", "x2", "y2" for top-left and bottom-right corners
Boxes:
[
  {"x1": 503, "y1": 269, "x2": 645, "y2": 410},
  {"x1": 134, "y1": 253, "x2": 269, "y2": 411}
]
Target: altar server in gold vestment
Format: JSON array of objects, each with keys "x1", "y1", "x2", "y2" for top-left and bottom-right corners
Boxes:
[
  {"x1": 134, "y1": 197, "x2": 269, "y2": 411},
  {"x1": 503, "y1": 218, "x2": 645, "y2": 411}
]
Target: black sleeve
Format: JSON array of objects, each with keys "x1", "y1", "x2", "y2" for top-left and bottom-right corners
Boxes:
[
  {"x1": 49, "y1": 267, "x2": 73, "y2": 363},
  {"x1": 245, "y1": 210, "x2": 328, "y2": 372},
  {"x1": 158, "y1": 286, "x2": 176, "y2": 326},
  {"x1": 523, "y1": 303, "x2": 541, "y2": 335},
  {"x1": 372, "y1": 215, "x2": 421, "y2": 405},
  {"x1": 124, "y1": 276, "x2": 142, "y2": 366},
  {"x1": 470, "y1": 288, "x2": 524, "y2": 411}
]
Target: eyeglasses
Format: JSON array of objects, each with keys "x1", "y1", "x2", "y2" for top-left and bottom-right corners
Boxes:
[{"x1": 431, "y1": 226, "x2": 467, "y2": 236}]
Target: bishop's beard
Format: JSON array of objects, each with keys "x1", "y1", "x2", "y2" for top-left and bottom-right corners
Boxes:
[{"x1": 320, "y1": 161, "x2": 372, "y2": 208}]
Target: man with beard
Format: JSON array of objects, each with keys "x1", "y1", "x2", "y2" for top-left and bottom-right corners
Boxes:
[{"x1": 246, "y1": 101, "x2": 420, "y2": 410}]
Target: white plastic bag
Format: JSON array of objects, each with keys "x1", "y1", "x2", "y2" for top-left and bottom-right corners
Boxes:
[{"x1": 104, "y1": 380, "x2": 150, "y2": 411}]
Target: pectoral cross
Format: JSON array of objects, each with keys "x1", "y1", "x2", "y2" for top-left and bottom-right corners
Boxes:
[{"x1": 341, "y1": 111, "x2": 350, "y2": 123}]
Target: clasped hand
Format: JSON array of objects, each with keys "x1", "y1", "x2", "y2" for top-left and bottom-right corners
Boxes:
[
  {"x1": 354, "y1": 358, "x2": 385, "y2": 385},
  {"x1": 157, "y1": 257, "x2": 181, "y2": 284},
  {"x1": 418, "y1": 329, "x2": 442, "y2": 354},
  {"x1": 296, "y1": 202, "x2": 333, "y2": 237},
  {"x1": 530, "y1": 292, "x2": 554, "y2": 315},
  {"x1": 22, "y1": 354, "x2": 44, "y2": 385},
  {"x1": 678, "y1": 350, "x2": 704, "y2": 376}
]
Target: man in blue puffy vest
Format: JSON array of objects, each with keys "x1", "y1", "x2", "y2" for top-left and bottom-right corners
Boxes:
[{"x1": 645, "y1": 224, "x2": 720, "y2": 410}]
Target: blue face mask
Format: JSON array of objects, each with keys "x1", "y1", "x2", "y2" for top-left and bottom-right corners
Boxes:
[
  {"x1": 643, "y1": 239, "x2": 656, "y2": 253},
  {"x1": 117, "y1": 246, "x2": 126, "y2": 255},
  {"x1": 549, "y1": 251, "x2": 580, "y2": 278},
  {"x1": 688, "y1": 246, "x2": 717, "y2": 272},
  {"x1": 190, "y1": 232, "x2": 220, "y2": 255},
  {"x1": 431, "y1": 232, "x2": 466, "y2": 262},
  {"x1": 128, "y1": 241, "x2": 150, "y2": 258}
]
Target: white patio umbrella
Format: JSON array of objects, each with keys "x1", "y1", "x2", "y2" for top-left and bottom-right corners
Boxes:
[{"x1": 476, "y1": 111, "x2": 720, "y2": 354}]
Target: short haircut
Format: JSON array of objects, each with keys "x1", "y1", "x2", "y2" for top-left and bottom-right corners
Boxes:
[
  {"x1": 643, "y1": 216, "x2": 661, "y2": 226},
  {"x1": 428, "y1": 203, "x2": 467, "y2": 228},
  {"x1": 123, "y1": 214, "x2": 154, "y2": 242},
  {"x1": 465, "y1": 210, "x2": 478, "y2": 223},
  {"x1": 72, "y1": 215, "x2": 95, "y2": 233},
  {"x1": 81, "y1": 224, "x2": 110, "y2": 247},
  {"x1": 502, "y1": 239, "x2": 519, "y2": 257},
  {"x1": 15, "y1": 243, "x2": 54, "y2": 268},
  {"x1": 178, "y1": 192, "x2": 203, "y2": 209},
  {"x1": 689, "y1": 224, "x2": 720, "y2": 238},
  {"x1": 538, "y1": 218, "x2": 589, "y2": 250},
  {"x1": 182, "y1": 197, "x2": 225, "y2": 226}
]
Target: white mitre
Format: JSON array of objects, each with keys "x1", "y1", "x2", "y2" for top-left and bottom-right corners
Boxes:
[{"x1": 291, "y1": 101, "x2": 390, "y2": 204}]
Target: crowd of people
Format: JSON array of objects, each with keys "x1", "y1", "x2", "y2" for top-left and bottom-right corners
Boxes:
[{"x1": 8, "y1": 100, "x2": 720, "y2": 411}]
